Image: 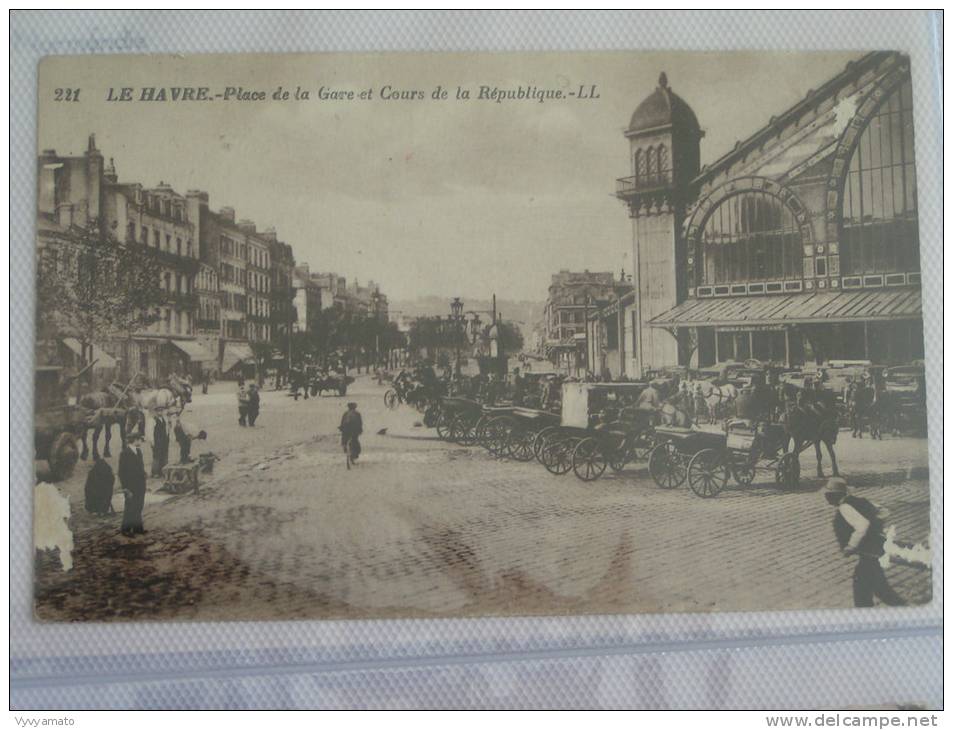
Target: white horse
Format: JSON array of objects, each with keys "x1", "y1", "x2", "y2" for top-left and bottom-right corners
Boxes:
[
  {"x1": 108, "y1": 382, "x2": 183, "y2": 416},
  {"x1": 685, "y1": 379, "x2": 739, "y2": 424}
]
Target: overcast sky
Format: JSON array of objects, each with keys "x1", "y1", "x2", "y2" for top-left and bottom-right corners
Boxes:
[{"x1": 38, "y1": 51, "x2": 858, "y2": 301}]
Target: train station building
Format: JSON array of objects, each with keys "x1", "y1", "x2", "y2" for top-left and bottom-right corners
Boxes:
[{"x1": 612, "y1": 51, "x2": 923, "y2": 377}]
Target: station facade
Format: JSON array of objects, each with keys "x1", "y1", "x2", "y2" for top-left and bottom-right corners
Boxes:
[{"x1": 614, "y1": 52, "x2": 923, "y2": 376}]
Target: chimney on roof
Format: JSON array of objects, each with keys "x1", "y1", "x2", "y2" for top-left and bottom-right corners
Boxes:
[
  {"x1": 219, "y1": 206, "x2": 235, "y2": 222},
  {"x1": 237, "y1": 219, "x2": 257, "y2": 233},
  {"x1": 260, "y1": 226, "x2": 278, "y2": 242}
]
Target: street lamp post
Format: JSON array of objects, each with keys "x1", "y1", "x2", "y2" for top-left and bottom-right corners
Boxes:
[{"x1": 450, "y1": 297, "x2": 464, "y2": 376}]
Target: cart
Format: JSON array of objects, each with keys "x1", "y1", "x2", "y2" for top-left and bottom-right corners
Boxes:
[
  {"x1": 535, "y1": 382, "x2": 649, "y2": 477},
  {"x1": 34, "y1": 365, "x2": 90, "y2": 482},
  {"x1": 570, "y1": 408, "x2": 656, "y2": 482},
  {"x1": 648, "y1": 419, "x2": 800, "y2": 497},
  {"x1": 489, "y1": 406, "x2": 561, "y2": 462},
  {"x1": 434, "y1": 396, "x2": 484, "y2": 443}
]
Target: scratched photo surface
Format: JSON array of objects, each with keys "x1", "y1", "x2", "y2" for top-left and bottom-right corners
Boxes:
[{"x1": 33, "y1": 51, "x2": 932, "y2": 621}]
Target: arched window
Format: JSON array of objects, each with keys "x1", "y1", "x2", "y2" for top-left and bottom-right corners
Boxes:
[
  {"x1": 841, "y1": 79, "x2": 918, "y2": 275},
  {"x1": 635, "y1": 149, "x2": 646, "y2": 183},
  {"x1": 645, "y1": 146, "x2": 656, "y2": 181},
  {"x1": 700, "y1": 192, "x2": 803, "y2": 285},
  {"x1": 656, "y1": 145, "x2": 668, "y2": 185}
]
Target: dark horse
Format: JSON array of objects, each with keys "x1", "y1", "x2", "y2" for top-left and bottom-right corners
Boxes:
[{"x1": 777, "y1": 384, "x2": 840, "y2": 478}]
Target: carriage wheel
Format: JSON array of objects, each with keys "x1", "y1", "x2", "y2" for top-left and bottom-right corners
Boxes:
[
  {"x1": 572, "y1": 438, "x2": 608, "y2": 482},
  {"x1": 648, "y1": 442, "x2": 686, "y2": 489},
  {"x1": 423, "y1": 403, "x2": 440, "y2": 429},
  {"x1": 384, "y1": 390, "x2": 398, "y2": 410},
  {"x1": 541, "y1": 437, "x2": 575, "y2": 475},
  {"x1": 533, "y1": 426, "x2": 559, "y2": 462},
  {"x1": 687, "y1": 448, "x2": 729, "y2": 498},
  {"x1": 731, "y1": 457, "x2": 756, "y2": 487},
  {"x1": 608, "y1": 451, "x2": 628, "y2": 473},
  {"x1": 484, "y1": 417, "x2": 514, "y2": 457},
  {"x1": 629, "y1": 428, "x2": 656, "y2": 463},
  {"x1": 435, "y1": 409, "x2": 451, "y2": 440},
  {"x1": 48, "y1": 431, "x2": 79, "y2": 482},
  {"x1": 474, "y1": 415, "x2": 493, "y2": 449},
  {"x1": 506, "y1": 428, "x2": 536, "y2": 462},
  {"x1": 450, "y1": 413, "x2": 478, "y2": 446},
  {"x1": 775, "y1": 452, "x2": 800, "y2": 489}
]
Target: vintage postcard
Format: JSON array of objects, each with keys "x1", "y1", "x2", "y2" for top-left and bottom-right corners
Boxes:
[{"x1": 33, "y1": 51, "x2": 932, "y2": 621}]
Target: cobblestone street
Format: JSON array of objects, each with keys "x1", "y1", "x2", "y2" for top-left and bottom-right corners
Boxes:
[{"x1": 35, "y1": 376, "x2": 933, "y2": 621}]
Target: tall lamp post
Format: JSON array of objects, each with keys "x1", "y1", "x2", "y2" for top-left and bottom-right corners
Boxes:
[{"x1": 450, "y1": 297, "x2": 464, "y2": 376}]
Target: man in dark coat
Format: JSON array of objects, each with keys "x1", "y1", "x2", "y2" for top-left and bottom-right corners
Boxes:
[
  {"x1": 119, "y1": 434, "x2": 148, "y2": 536},
  {"x1": 150, "y1": 415, "x2": 169, "y2": 478},
  {"x1": 825, "y1": 478, "x2": 905, "y2": 607},
  {"x1": 84, "y1": 455, "x2": 115, "y2": 515}
]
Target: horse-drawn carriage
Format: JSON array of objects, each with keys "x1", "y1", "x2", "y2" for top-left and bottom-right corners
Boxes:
[
  {"x1": 310, "y1": 371, "x2": 353, "y2": 397},
  {"x1": 34, "y1": 365, "x2": 87, "y2": 481},
  {"x1": 534, "y1": 382, "x2": 655, "y2": 481},
  {"x1": 647, "y1": 419, "x2": 801, "y2": 497}
]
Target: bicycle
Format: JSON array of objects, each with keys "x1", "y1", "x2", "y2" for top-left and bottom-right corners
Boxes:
[{"x1": 344, "y1": 434, "x2": 360, "y2": 470}]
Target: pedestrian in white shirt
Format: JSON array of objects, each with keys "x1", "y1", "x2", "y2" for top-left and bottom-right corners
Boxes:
[{"x1": 825, "y1": 478, "x2": 905, "y2": 607}]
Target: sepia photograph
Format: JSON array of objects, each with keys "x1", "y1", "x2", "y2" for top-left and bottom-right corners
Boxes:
[{"x1": 32, "y1": 49, "x2": 932, "y2": 622}]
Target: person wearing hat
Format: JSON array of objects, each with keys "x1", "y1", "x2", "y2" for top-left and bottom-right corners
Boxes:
[
  {"x1": 339, "y1": 401, "x2": 363, "y2": 463},
  {"x1": 119, "y1": 432, "x2": 147, "y2": 537},
  {"x1": 825, "y1": 478, "x2": 905, "y2": 607}
]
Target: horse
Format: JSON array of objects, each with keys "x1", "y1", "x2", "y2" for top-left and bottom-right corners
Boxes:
[
  {"x1": 167, "y1": 373, "x2": 192, "y2": 405},
  {"x1": 77, "y1": 387, "x2": 129, "y2": 460},
  {"x1": 778, "y1": 385, "x2": 841, "y2": 478},
  {"x1": 685, "y1": 379, "x2": 738, "y2": 424},
  {"x1": 657, "y1": 391, "x2": 693, "y2": 428},
  {"x1": 109, "y1": 382, "x2": 182, "y2": 416}
]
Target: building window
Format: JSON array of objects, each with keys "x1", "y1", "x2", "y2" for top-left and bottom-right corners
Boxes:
[
  {"x1": 176, "y1": 237, "x2": 182, "y2": 256},
  {"x1": 841, "y1": 79, "x2": 919, "y2": 276},
  {"x1": 699, "y1": 191, "x2": 803, "y2": 285}
]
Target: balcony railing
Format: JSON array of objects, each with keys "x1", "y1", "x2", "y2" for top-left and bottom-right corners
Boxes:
[
  {"x1": 166, "y1": 292, "x2": 199, "y2": 309},
  {"x1": 615, "y1": 170, "x2": 672, "y2": 199}
]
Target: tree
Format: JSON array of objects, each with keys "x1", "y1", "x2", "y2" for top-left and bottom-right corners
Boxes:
[
  {"x1": 37, "y1": 220, "x2": 166, "y2": 375},
  {"x1": 497, "y1": 321, "x2": 524, "y2": 354}
]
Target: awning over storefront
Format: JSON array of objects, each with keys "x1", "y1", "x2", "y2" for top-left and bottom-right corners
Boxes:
[
  {"x1": 650, "y1": 288, "x2": 922, "y2": 329},
  {"x1": 221, "y1": 341, "x2": 255, "y2": 373},
  {"x1": 61, "y1": 338, "x2": 117, "y2": 369},
  {"x1": 169, "y1": 339, "x2": 216, "y2": 364}
]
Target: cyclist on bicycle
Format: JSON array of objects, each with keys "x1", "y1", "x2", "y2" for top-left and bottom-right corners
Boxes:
[{"x1": 339, "y1": 402, "x2": 363, "y2": 463}]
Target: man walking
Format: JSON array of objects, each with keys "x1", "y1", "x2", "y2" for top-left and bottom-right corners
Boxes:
[
  {"x1": 119, "y1": 434, "x2": 147, "y2": 537},
  {"x1": 825, "y1": 478, "x2": 906, "y2": 607},
  {"x1": 339, "y1": 402, "x2": 363, "y2": 463}
]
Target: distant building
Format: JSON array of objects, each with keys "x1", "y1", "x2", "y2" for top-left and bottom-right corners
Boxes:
[{"x1": 542, "y1": 270, "x2": 617, "y2": 374}]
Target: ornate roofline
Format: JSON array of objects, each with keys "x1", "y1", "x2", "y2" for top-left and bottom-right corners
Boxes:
[{"x1": 690, "y1": 51, "x2": 899, "y2": 189}]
